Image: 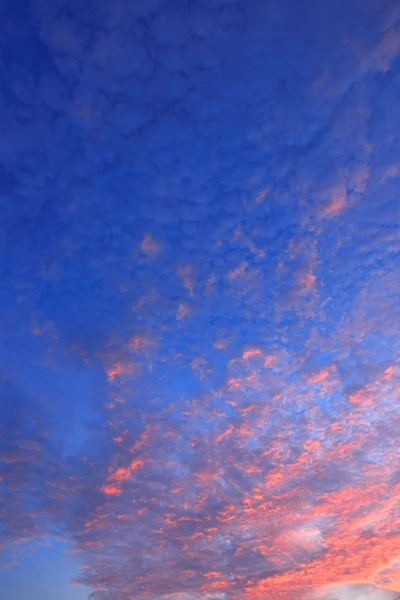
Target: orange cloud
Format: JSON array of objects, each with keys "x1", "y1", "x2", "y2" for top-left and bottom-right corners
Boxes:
[
  {"x1": 242, "y1": 348, "x2": 262, "y2": 360},
  {"x1": 384, "y1": 366, "x2": 396, "y2": 380},
  {"x1": 300, "y1": 271, "x2": 316, "y2": 288},
  {"x1": 130, "y1": 459, "x2": 143, "y2": 470},
  {"x1": 227, "y1": 262, "x2": 248, "y2": 280},
  {"x1": 191, "y1": 357, "x2": 209, "y2": 379},
  {"x1": 177, "y1": 303, "x2": 190, "y2": 320},
  {"x1": 140, "y1": 234, "x2": 160, "y2": 256},
  {"x1": 110, "y1": 467, "x2": 131, "y2": 481},
  {"x1": 264, "y1": 354, "x2": 275, "y2": 367},
  {"x1": 213, "y1": 338, "x2": 229, "y2": 350},
  {"x1": 106, "y1": 360, "x2": 137, "y2": 380},
  {"x1": 216, "y1": 424, "x2": 234, "y2": 442},
  {"x1": 348, "y1": 386, "x2": 374, "y2": 406},
  {"x1": 101, "y1": 483, "x2": 121, "y2": 495},
  {"x1": 322, "y1": 187, "x2": 347, "y2": 218},
  {"x1": 106, "y1": 363, "x2": 125, "y2": 380},
  {"x1": 306, "y1": 369, "x2": 330, "y2": 384},
  {"x1": 177, "y1": 265, "x2": 194, "y2": 295}
]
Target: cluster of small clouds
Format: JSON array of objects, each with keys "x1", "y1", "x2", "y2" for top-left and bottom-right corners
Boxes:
[{"x1": 1, "y1": 0, "x2": 400, "y2": 599}]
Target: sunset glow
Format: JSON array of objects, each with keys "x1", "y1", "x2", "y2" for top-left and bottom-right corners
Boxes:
[{"x1": 1, "y1": 1, "x2": 400, "y2": 600}]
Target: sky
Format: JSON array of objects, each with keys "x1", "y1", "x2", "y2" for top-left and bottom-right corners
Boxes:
[{"x1": 0, "y1": 0, "x2": 400, "y2": 599}]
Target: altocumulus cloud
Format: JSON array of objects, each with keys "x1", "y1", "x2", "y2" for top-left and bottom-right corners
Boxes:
[{"x1": 0, "y1": 0, "x2": 400, "y2": 600}]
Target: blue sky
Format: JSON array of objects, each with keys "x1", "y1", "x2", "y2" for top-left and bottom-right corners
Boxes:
[
  {"x1": 1, "y1": 0, "x2": 400, "y2": 599},
  {"x1": 1, "y1": 541, "x2": 88, "y2": 600}
]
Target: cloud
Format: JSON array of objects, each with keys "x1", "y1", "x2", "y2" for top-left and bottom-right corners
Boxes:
[
  {"x1": 141, "y1": 235, "x2": 161, "y2": 257},
  {"x1": 1, "y1": 0, "x2": 400, "y2": 600}
]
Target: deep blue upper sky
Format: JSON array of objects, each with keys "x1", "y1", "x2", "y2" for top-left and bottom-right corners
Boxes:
[{"x1": 1, "y1": 1, "x2": 400, "y2": 600}]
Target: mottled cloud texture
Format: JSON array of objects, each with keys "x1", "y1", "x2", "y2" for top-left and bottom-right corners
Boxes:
[{"x1": 1, "y1": 0, "x2": 400, "y2": 599}]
